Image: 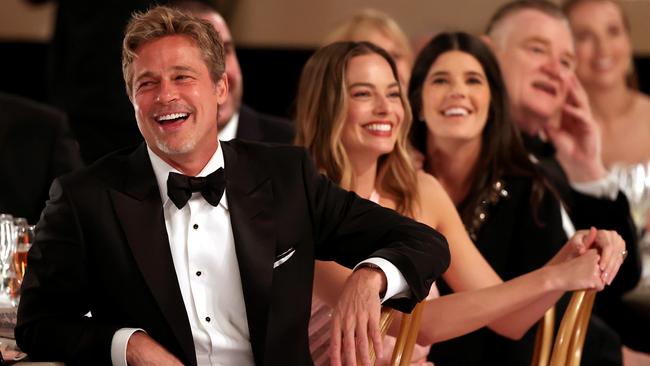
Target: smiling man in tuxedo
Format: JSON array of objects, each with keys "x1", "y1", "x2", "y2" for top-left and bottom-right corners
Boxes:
[{"x1": 15, "y1": 6, "x2": 449, "y2": 366}]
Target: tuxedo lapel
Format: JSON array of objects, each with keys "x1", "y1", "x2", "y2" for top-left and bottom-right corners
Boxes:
[
  {"x1": 222, "y1": 141, "x2": 277, "y2": 365},
  {"x1": 109, "y1": 144, "x2": 196, "y2": 365},
  {"x1": 521, "y1": 133, "x2": 572, "y2": 203}
]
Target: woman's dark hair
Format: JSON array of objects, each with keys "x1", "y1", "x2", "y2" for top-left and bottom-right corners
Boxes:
[{"x1": 408, "y1": 31, "x2": 551, "y2": 226}]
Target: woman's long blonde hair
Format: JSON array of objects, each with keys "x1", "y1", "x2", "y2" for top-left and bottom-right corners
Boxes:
[{"x1": 295, "y1": 41, "x2": 418, "y2": 216}]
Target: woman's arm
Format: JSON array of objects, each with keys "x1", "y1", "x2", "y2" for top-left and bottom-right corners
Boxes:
[
  {"x1": 417, "y1": 247, "x2": 603, "y2": 344},
  {"x1": 313, "y1": 260, "x2": 352, "y2": 307},
  {"x1": 416, "y1": 173, "x2": 607, "y2": 340}
]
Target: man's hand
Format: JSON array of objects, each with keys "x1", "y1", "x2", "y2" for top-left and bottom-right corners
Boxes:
[
  {"x1": 545, "y1": 75, "x2": 607, "y2": 183},
  {"x1": 329, "y1": 267, "x2": 387, "y2": 366},
  {"x1": 126, "y1": 332, "x2": 184, "y2": 366}
]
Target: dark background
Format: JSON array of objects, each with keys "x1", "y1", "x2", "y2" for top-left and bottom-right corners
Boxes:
[
  {"x1": 0, "y1": 41, "x2": 314, "y2": 120},
  {"x1": 2, "y1": 41, "x2": 650, "y2": 121}
]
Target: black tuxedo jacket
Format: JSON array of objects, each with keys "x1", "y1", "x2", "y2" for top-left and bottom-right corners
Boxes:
[
  {"x1": 0, "y1": 92, "x2": 83, "y2": 224},
  {"x1": 16, "y1": 140, "x2": 449, "y2": 366},
  {"x1": 236, "y1": 104, "x2": 295, "y2": 144},
  {"x1": 522, "y1": 134, "x2": 641, "y2": 296}
]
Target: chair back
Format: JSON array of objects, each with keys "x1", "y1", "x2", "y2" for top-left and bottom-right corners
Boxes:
[
  {"x1": 530, "y1": 290, "x2": 596, "y2": 366},
  {"x1": 367, "y1": 307, "x2": 396, "y2": 364},
  {"x1": 389, "y1": 302, "x2": 425, "y2": 366},
  {"x1": 532, "y1": 305, "x2": 556, "y2": 366},
  {"x1": 367, "y1": 302, "x2": 425, "y2": 366}
]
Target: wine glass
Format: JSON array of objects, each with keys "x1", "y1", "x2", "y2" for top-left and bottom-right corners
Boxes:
[
  {"x1": 612, "y1": 163, "x2": 650, "y2": 231},
  {"x1": 0, "y1": 214, "x2": 16, "y2": 305},
  {"x1": 612, "y1": 162, "x2": 650, "y2": 287},
  {"x1": 12, "y1": 219, "x2": 32, "y2": 303}
]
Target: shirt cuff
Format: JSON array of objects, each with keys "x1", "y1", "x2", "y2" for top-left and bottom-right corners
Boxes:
[
  {"x1": 111, "y1": 328, "x2": 145, "y2": 366},
  {"x1": 570, "y1": 170, "x2": 619, "y2": 200},
  {"x1": 354, "y1": 257, "x2": 409, "y2": 303}
]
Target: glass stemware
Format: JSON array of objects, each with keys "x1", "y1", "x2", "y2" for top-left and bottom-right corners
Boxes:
[
  {"x1": 612, "y1": 162, "x2": 650, "y2": 233},
  {"x1": 0, "y1": 214, "x2": 16, "y2": 304},
  {"x1": 12, "y1": 221, "x2": 33, "y2": 302},
  {"x1": 612, "y1": 162, "x2": 650, "y2": 287}
]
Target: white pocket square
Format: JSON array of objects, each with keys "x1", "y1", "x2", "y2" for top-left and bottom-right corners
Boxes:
[{"x1": 273, "y1": 248, "x2": 295, "y2": 268}]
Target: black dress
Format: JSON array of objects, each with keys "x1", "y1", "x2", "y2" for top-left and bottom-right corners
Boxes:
[{"x1": 428, "y1": 175, "x2": 623, "y2": 366}]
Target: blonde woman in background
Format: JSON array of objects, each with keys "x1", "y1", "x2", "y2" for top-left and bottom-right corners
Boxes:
[{"x1": 325, "y1": 8, "x2": 414, "y2": 88}]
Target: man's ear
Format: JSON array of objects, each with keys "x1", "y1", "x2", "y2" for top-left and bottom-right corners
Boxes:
[
  {"x1": 215, "y1": 74, "x2": 229, "y2": 104},
  {"x1": 479, "y1": 34, "x2": 494, "y2": 50}
]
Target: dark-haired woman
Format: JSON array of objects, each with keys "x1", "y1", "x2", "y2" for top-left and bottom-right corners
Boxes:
[{"x1": 408, "y1": 31, "x2": 628, "y2": 365}]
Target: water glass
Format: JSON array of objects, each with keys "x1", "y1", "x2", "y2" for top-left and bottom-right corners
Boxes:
[{"x1": 0, "y1": 215, "x2": 16, "y2": 304}]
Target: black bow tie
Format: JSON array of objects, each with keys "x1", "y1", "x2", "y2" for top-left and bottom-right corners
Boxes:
[{"x1": 167, "y1": 168, "x2": 226, "y2": 209}]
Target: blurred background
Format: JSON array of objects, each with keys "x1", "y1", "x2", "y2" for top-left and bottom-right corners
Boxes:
[{"x1": 2, "y1": 0, "x2": 650, "y2": 119}]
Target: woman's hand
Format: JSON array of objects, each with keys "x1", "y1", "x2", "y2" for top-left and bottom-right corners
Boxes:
[
  {"x1": 551, "y1": 248, "x2": 604, "y2": 291},
  {"x1": 551, "y1": 227, "x2": 626, "y2": 285}
]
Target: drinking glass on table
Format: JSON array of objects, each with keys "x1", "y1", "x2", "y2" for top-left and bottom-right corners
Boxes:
[
  {"x1": 12, "y1": 220, "x2": 32, "y2": 296},
  {"x1": 0, "y1": 215, "x2": 16, "y2": 303}
]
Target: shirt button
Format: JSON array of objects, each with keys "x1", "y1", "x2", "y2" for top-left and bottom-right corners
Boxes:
[
  {"x1": 193, "y1": 224, "x2": 199, "y2": 230},
  {"x1": 205, "y1": 316, "x2": 211, "y2": 322},
  {"x1": 196, "y1": 271, "x2": 202, "y2": 277}
]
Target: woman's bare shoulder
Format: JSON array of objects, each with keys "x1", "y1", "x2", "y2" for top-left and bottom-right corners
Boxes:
[
  {"x1": 634, "y1": 91, "x2": 650, "y2": 115},
  {"x1": 629, "y1": 92, "x2": 650, "y2": 134},
  {"x1": 414, "y1": 169, "x2": 456, "y2": 214},
  {"x1": 415, "y1": 169, "x2": 444, "y2": 197}
]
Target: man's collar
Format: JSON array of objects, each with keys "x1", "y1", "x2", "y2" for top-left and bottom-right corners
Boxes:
[
  {"x1": 219, "y1": 112, "x2": 240, "y2": 142},
  {"x1": 147, "y1": 145, "x2": 226, "y2": 208}
]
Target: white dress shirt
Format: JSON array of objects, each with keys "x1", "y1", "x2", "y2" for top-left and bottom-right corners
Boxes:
[
  {"x1": 112, "y1": 145, "x2": 252, "y2": 365},
  {"x1": 110, "y1": 144, "x2": 410, "y2": 365},
  {"x1": 218, "y1": 113, "x2": 239, "y2": 142}
]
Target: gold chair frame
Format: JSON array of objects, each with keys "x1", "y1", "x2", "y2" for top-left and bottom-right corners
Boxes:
[
  {"x1": 531, "y1": 290, "x2": 597, "y2": 366},
  {"x1": 368, "y1": 302, "x2": 425, "y2": 366}
]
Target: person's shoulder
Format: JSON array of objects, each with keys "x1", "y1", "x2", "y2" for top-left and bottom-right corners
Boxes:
[
  {"x1": 240, "y1": 104, "x2": 292, "y2": 126},
  {"x1": 57, "y1": 144, "x2": 138, "y2": 189},
  {"x1": 239, "y1": 104, "x2": 295, "y2": 143},
  {"x1": 415, "y1": 169, "x2": 445, "y2": 199},
  {"x1": 223, "y1": 139, "x2": 307, "y2": 162},
  {"x1": 633, "y1": 91, "x2": 650, "y2": 119},
  {"x1": 0, "y1": 92, "x2": 67, "y2": 129},
  {"x1": 634, "y1": 90, "x2": 650, "y2": 107}
]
